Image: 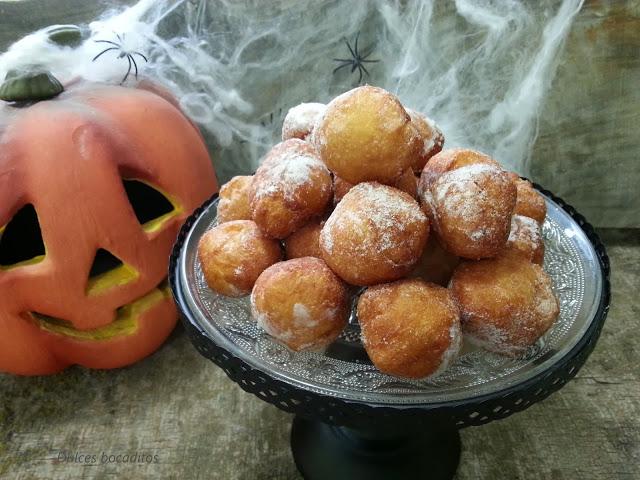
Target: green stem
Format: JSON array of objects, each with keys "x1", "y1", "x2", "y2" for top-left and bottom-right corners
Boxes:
[{"x1": 0, "y1": 70, "x2": 63, "y2": 103}]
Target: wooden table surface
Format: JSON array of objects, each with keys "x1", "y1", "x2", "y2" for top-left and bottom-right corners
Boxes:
[{"x1": 0, "y1": 229, "x2": 638, "y2": 480}]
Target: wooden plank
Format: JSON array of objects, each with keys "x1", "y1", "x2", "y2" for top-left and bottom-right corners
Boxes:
[{"x1": 531, "y1": 1, "x2": 640, "y2": 228}]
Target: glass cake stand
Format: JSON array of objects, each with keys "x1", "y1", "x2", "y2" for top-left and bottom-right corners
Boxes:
[{"x1": 169, "y1": 183, "x2": 610, "y2": 480}]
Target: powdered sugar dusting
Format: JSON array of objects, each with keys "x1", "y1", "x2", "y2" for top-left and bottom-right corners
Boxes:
[
  {"x1": 293, "y1": 303, "x2": 319, "y2": 328},
  {"x1": 217, "y1": 196, "x2": 231, "y2": 215},
  {"x1": 464, "y1": 326, "x2": 522, "y2": 356},
  {"x1": 431, "y1": 319, "x2": 462, "y2": 377},
  {"x1": 358, "y1": 182, "x2": 426, "y2": 225},
  {"x1": 321, "y1": 182, "x2": 427, "y2": 266},
  {"x1": 420, "y1": 115, "x2": 439, "y2": 154},
  {"x1": 282, "y1": 102, "x2": 326, "y2": 140},
  {"x1": 509, "y1": 214, "x2": 541, "y2": 244},
  {"x1": 408, "y1": 108, "x2": 443, "y2": 156},
  {"x1": 507, "y1": 214, "x2": 544, "y2": 263},
  {"x1": 432, "y1": 163, "x2": 505, "y2": 242},
  {"x1": 321, "y1": 228, "x2": 334, "y2": 254},
  {"x1": 458, "y1": 260, "x2": 559, "y2": 356},
  {"x1": 422, "y1": 135, "x2": 436, "y2": 156},
  {"x1": 253, "y1": 150, "x2": 328, "y2": 201},
  {"x1": 434, "y1": 164, "x2": 501, "y2": 205},
  {"x1": 536, "y1": 293, "x2": 557, "y2": 319},
  {"x1": 534, "y1": 273, "x2": 559, "y2": 321},
  {"x1": 252, "y1": 292, "x2": 294, "y2": 341}
]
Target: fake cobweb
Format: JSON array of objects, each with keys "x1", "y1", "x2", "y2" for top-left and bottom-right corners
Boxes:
[{"x1": 0, "y1": 0, "x2": 583, "y2": 182}]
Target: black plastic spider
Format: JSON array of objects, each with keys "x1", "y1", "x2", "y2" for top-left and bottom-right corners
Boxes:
[
  {"x1": 333, "y1": 32, "x2": 380, "y2": 84},
  {"x1": 92, "y1": 33, "x2": 148, "y2": 84}
]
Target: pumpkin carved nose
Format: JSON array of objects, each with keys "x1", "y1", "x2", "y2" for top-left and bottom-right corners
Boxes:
[
  {"x1": 89, "y1": 249, "x2": 122, "y2": 277},
  {"x1": 86, "y1": 249, "x2": 139, "y2": 296}
]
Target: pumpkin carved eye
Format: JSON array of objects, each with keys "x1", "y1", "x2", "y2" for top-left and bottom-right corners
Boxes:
[
  {"x1": 0, "y1": 204, "x2": 46, "y2": 269},
  {"x1": 122, "y1": 179, "x2": 176, "y2": 231}
]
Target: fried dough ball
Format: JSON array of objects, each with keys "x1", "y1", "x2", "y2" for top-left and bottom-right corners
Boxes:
[
  {"x1": 281, "y1": 102, "x2": 326, "y2": 141},
  {"x1": 251, "y1": 257, "x2": 349, "y2": 351},
  {"x1": 512, "y1": 176, "x2": 547, "y2": 224},
  {"x1": 217, "y1": 175, "x2": 253, "y2": 224},
  {"x1": 333, "y1": 168, "x2": 417, "y2": 204},
  {"x1": 357, "y1": 279, "x2": 461, "y2": 378},
  {"x1": 506, "y1": 215, "x2": 545, "y2": 265},
  {"x1": 332, "y1": 175, "x2": 353, "y2": 204},
  {"x1": 198, "y1": 220, "x2": 282, "y2": 297},
  {"x1": 406, "y1": 109, "x2": 444, "y2": 173},
  {"x1": 394, "y1": 168, "x2": 418, "y2": 199},
  {"x1": 314, "y1": 86, "x2": 420, "y2": 184},
  {"x1": 320, "y1": 182, "x2": 429, "y2": 286},
  {"x1": 422, "y1": 162, "x2": 516, "y2": 259},
  {"x1": 418, "y1": 148, "x2": 501, "y2": 196},
  {"x1": 250, "y1": 139, "x2": 332, "y2": 239},
  {"x1": 285, "y1": 218, "x2": 324, "y2": 259},
  {"x1": 450, "y1": 251, "x2": 559, "y2": 356},
  {"x1": 410, "y1": 237, "x2": 460, "y2": 286}
]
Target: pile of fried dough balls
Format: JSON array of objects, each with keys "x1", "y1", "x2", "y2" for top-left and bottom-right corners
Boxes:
[{"x1": 198, "y1": 86, "x2": 559, "y2": 379}]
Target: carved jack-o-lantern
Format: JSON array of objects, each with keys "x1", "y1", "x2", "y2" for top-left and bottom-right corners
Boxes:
[{"x1": 0, "y1": 72, "x2": 217, "y2": 375}]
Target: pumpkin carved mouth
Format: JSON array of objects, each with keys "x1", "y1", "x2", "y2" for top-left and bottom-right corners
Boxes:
[{"x1": 28, "y1": 277, "x2": 170, "y2": 341}]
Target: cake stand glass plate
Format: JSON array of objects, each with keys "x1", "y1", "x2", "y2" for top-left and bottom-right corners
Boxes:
[
  {"x1": 176, "y1": 192, "x2": 602, "y2": 406},
  {"x1": 170, "y1": 184, "x2": 609, "y2": 479}
]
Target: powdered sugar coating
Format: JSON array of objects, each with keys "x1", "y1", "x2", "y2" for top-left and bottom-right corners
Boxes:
[
  {"x1": 508, "y1": 214, "x2": 540, "y2": 243},
  {"x1": 357, "y1": 278, "x2": 461, "y2": 378},
  {"x1": 198, "y1": 220, "x2": 282, "y2": 297},
  {"x1": 420, "y1": 116, "x2": 443, "y2": 155},
  {"x1": 507, "y1": 214, "x2": 545, "y2": 264},
  {"x1": 463, "y1": 323, "x2": 517, "y2": 355},
  {"x1": 450, "y1": 252, "x2": 560, "y2": 356},
  {"x1": 282, "y1": 102, "x2": 326, "y2": 140},
  {"x1": 407, "y1": 108, "x2": 445, "y2": 172},
  {"x1": 434, "y1": 165, "x2": 499, "y2": 240},
  {"x1": 320, "y1": 182, "x2": 429, "y2": 285},
  {"x1": 250, "y1": 139, "x2": 333, "y2": 238},
  {"x1": 429, "y1": 163, "x2": 516, "y2": 259},
  {"x1": 292, "y1": 303, "x2": 318, "y2": 328},
  {"x1": 418, "y1": 148, "x2": 500, "y2": 196},
  {"x1": 434, "y1": 164, "x2": 501, "y2": 213},
  {"x1": 250, "y1": 257, "x2": 349, "y2": 351},
  {"x1": 253, "y1": 151, "x2": 329, "y2": 202},
  {"x1": 431, "y1": 320, "x2": 463, "y2": 377}
]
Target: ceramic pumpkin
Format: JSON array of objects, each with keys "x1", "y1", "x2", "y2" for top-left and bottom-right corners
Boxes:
[{"x1": 0, "y1": 72, "x2": 217, "y2": 375}]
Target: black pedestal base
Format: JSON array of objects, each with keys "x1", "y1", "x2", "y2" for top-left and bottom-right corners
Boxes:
[{"x1": 291, "y1": 416, "x2": 461, "y2": 480}]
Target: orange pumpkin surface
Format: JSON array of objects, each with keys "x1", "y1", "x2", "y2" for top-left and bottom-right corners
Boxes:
[{"x1": 0, "y1": 80, "x2": 217, "y2": 375}]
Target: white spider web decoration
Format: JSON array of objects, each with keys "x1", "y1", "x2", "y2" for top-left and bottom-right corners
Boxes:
[{"x1": 0, "y1": 0, "x2": 583, "y2": 183}]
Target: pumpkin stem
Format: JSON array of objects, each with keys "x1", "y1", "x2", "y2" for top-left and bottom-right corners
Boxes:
[
  {"x1": 46, "y1": 25, "x2": 85, "y2": 48},
  {"x1": 0, "y1": 69, "x2": 64, "y2": 103}
]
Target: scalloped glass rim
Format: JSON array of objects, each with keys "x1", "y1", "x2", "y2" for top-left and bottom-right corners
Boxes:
[{"x1": 177, "y1": 194, "x2": 603, "y2": 405}]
